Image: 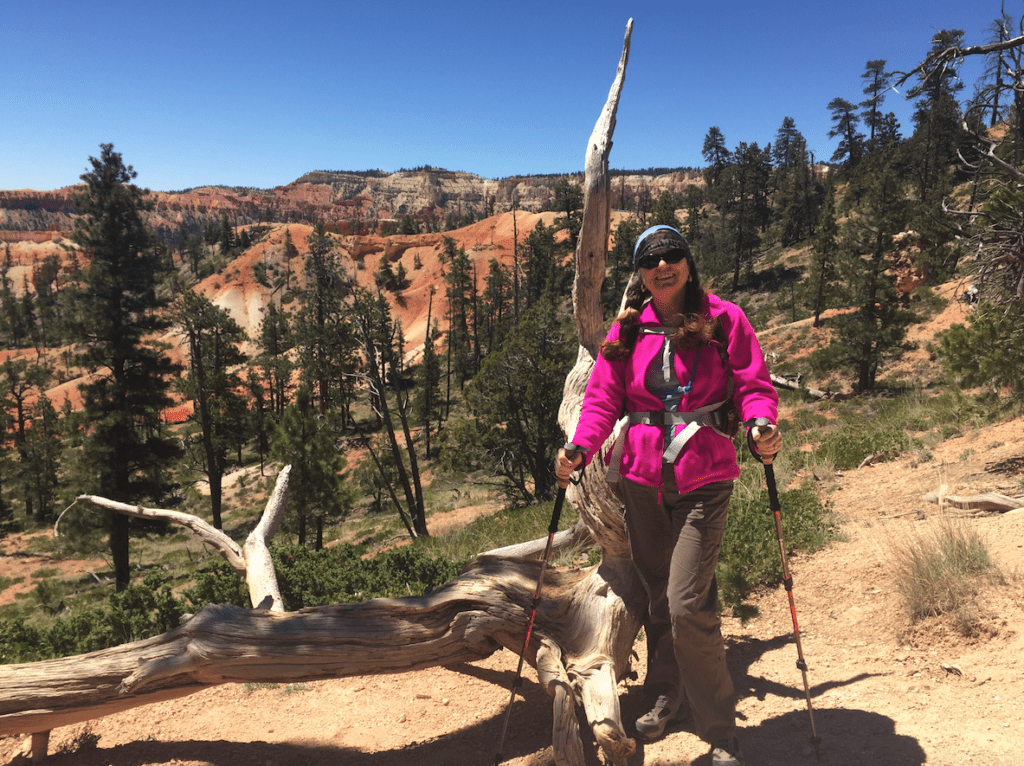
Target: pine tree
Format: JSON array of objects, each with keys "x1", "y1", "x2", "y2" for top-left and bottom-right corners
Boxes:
[
  {"x1": 246, "y1": 368, "x2": 273, "y2": 475},
  {"x1": 218, "y1": 213, "x2": 234, "y2": 256},
  {"x1": 0, "y1": 245, "x2": 25, "y2": 349},
  {"x1": 649, "y1": 191, "x2": 684, "y2": 230},
  {"x1": 174, "y1": 291, "x2": 249, "y2": 529},
  {"x1": 66, "y1": 144, "x2": 180, "y2": 590},
  {"x1": 480, "y1": 258, "x2": 513, "y2": 356},
  {"x1": 271, "y1": 385, "x2": 350, "y2": 549},
  {"x1": 352, "y1": 289, "x2": 428, "y2": 537},
  {"x1": 860, "y1": 60, "x2": 893, "y2": 146},
  {"x1": 256, "y1": 302, "x2": 293, "y2": 417},
  {"x1": 30, "y1": 255, "x2": 63, "y2": 349},
  {"x1": 551, "y1": 179, "x2": 583, "y2": 252},
  {"x1": 827, "y1": 98, "x2": 866, "y2": 171},
  {"x1": 522, "y1": 222, "x2": 561, "y2": 309},
  {"x1": 909, "y1": 29, "x2": 968, "y2": 206},
  {"x1": 2, "y1": 359, "x2": 45, "y2": 448},
  {"x1": 282, "y1": 229, "x2": 299, "y2": 293},
  {"x1": 18, "y1": 394, "x2": 62, "y2": 523},
  {"x1": 683, "y1": 186, "x2": 705, "y2": 246},
  {"x1": 724, "y1": 142, "x2": 771, "y2": 290},
  {"x1": 771, "y1": 118, "x2": 820, "y2": 247},
  {"x1": 415, "y1": 291, "x2": 443, "y2": 458},
  {"x1": 832, "y1": 150, "x2": 917, "y2": 391},
  {"x1": 806, "y1": 183, "x2": 840, "y2": 328},
  {"x1": 0, "y1": 402, "x2": 13, "y2": 528},
  {"x1": 375, "y1": 254, "x2": 395, "y2": 292},
  {"x1": 979, "y1": 9, "x2": 1024, "y2": 163},
  {"x1": 452, "y1": 294, "x2": 576, "y2": 504},
  {"x1": 442, "y1": 237, "x2": 475, "y2": 386},
  {"x1": 605, "y1": 217, "x2": 640, "y2": 311},
  {"x1": 184, "y1": 235, "x2": 205, "y2": 277},
  {"x1": 702, "y1": 126, "x2": 731, "y2": 201},
  {"x1": 293, "y1": 222, "x2": 360, "y2": 423}
]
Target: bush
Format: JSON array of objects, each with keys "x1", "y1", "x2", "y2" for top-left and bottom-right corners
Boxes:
[
  {"x1": 0, "y1": 571, "x2": 188, "y2": 663},
  {"x1": 890, "y1": 516, "x2": 1003, "y2": 636},
  {"x1": 815, "y1": 423, "x2": 913, "y2": 470},
  {"x1": 0, "y1": 542, "x2": 465, "y2": 664},
  {"x1": 718, "y1": 482, "x2": 835, "y2": 610},
  {"x1": 939, "y1": 301, "x2": 1024, "y2": 412},
  {"x1": 271, "y1": 543, "x2": 463, "y2": 609},
  {"x1": 183, "y1": 560, "x2": 252, "y2": 609}
]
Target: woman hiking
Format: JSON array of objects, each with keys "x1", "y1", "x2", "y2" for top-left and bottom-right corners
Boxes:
[{"x1": 556, "y1": 225, "x2": 780, "y2": 766}]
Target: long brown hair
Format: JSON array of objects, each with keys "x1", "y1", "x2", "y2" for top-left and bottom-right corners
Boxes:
[{"x1": 600, "y1": 267, "x2": 713, "y2": 360}]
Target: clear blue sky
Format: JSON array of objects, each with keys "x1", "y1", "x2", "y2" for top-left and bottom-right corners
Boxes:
[{"x1": 1, "y1": 0, "x2": 1001, "y2": 192}]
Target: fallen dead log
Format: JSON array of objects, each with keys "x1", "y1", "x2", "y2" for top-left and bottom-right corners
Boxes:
[
  {"x1": 770, "y1": 372, "x2": 830, "y2": 399},
  {"x1": 858, "y1": 451, "x2": 902, "y2": 469},
  {"x1": 922, "y1": 490, "x2": 1024, "y2": 514},
  {"x1": 0, "y1": 555, "x2": 639, "y2": 735},
  {"x1": 2, "y1": 489, "x2": 641, "y2": 765}
]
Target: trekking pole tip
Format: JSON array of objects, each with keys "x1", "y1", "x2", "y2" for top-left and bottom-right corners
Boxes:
[{"x1": 811, "y1": 735, "x2": 822, "y2": 761}]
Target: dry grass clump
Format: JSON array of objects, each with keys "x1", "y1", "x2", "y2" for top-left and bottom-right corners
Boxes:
[{"x1": 890, "y1": 514, "x2": 1004, "y2": 637}]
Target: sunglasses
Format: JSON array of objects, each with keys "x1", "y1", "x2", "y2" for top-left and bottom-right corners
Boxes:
[{"x1": 636, "y1": 249, "x2": 687, "y2": 271}]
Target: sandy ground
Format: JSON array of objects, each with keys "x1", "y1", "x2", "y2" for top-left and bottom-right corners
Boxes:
[{"x1": 1, "y1": 414, "x2": 1023, "y2": 766}]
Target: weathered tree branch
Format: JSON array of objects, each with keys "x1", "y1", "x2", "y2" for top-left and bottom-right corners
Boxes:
[
  {"x1": 957, "y1": 120, "x2": 1024, "y2": 183},
  {"x1": 893, "y1": 33, "x2": 1024, "y2": 98},
  {"x1": 769, "y1": 373, "x2": 830, "y2": 400},
  {"x1": 574, "y1": 19, "x2": 632, "y2": 358},
  {"x1": 67, "y1": 466, "x2": 292, "y2": 612},
  {"x1": 922, "y1": 490, "x2": 1024, "y2": 514}
]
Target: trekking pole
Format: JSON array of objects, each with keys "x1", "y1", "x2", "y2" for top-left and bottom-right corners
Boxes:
[
  {"x1": 748, "y1": 418, "x2": 822, "y2": 762},
  {"x1": 494, "y1": 442, "x2": 586, "y2": 766}
]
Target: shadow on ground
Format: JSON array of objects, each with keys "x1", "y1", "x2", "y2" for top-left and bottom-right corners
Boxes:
[{"x1": 24, "y1": 635, "x2": 924, "y2": 766}]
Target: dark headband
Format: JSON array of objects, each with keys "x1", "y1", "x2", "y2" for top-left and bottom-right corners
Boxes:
[{"x1": 633, "y1": 225, "x2": 691, "y2": 269}]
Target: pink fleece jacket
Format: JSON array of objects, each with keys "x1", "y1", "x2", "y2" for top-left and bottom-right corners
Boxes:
[{"x1": 570, "y1": 294, "x2": 778, "y2": 495}]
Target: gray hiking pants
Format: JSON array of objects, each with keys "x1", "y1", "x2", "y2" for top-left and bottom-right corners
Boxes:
[{"x1": 622, "y1": 468, "x2": 736, "y2": 744}]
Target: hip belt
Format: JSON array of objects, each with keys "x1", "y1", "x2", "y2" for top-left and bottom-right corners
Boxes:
[{"x1": 607, "y1": 397, "x2": 731, "y2": 487}]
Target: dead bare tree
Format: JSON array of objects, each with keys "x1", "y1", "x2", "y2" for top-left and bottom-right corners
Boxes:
[
  {"x1": 0, "y1": 20, "x2": 645, "y2": 766},
  {"x1": 893, "y1": 20, "x2": 1024, "y2": 306}
]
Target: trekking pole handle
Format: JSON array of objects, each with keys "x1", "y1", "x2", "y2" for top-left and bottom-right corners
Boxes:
[
  {"x1": 745, "y1": 417, "x2": 776, "y2": 464},
  {"x1": 556, "y1": 442, "x2": 587, "y2": 489}
]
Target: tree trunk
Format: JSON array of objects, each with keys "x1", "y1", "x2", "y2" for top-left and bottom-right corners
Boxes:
[{"x1": 1, "y1": 20, "x2": 644, "y2": 766}]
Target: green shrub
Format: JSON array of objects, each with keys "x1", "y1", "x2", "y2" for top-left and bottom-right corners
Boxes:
[
  {"x1": 0, "y1": 571, "x2": 188, "y2": 663},
  {"x1": 718, "y1": 484, "x2": 835, "y2": 610},
  {"x1": 815, "y1": 424, "x2": 913, "y2": 470},
  {"x1": 0, "y1": 576, "x2": 22, "y2": 594},
  {"x1": 270, "y1": 543, "x2": 464, "y2": 609},
  {"x1": 182, "y1": 560, "x2": 252, "y2": 609},
  {"x1": 939, "y1": 301, "x2": 1024, "y2": 411},
  {"x1": 0, "y1": 618, "x2": 45, "y2": 663}
]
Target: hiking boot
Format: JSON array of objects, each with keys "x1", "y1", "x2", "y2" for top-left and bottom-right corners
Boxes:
[
  {"x1": 711, "y1": 736, "x2": 746, "y2": 766},
  {"x1": 634, "y1": 695, "x2": 687, "y2": 741}
]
